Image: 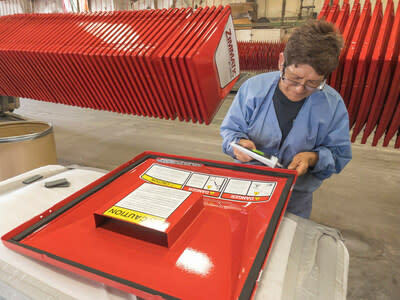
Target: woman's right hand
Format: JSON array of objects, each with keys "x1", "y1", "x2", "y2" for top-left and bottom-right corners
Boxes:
[{"x1": 233, "y1": 139, "x2": 256, "y2": 162}]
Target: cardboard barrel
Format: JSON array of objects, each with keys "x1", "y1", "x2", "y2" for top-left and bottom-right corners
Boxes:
[{"x1": 0, "y1": 121, "x2": 57, "y2": 181}]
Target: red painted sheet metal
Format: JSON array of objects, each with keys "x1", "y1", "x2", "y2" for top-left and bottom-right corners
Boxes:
[
  {"x1": 237, "y1": 41, "x2": 284, "y2": 73},
  {"x1": 145, "y1": 8, "x2": 193, "y2": 120},
  {"x1": 170, "y1": 6, "x2": 220, "y2": 123},
  {"x1": 372, "y1": 54, "x2": 400, "y2": 146},
  {"x1": 347, "y1": 0, "x2": 382, "y2": 128},
  {"x1": 361, "y1": 1, "x2": 400, "y2": 144},
  {"x1": 120, "y1": 10, "x2": 159, "y2": 116},
  {"x1": 334, "y1": 0, "x2": 350, "y2": 33},
  {"x1": 395, "y1": 131, "x2": 400, "y2": 148},
  {"x1": 2, "y1": 152, "x2": 297, "y2": 300},
  {"x1": 325, "y1": 0, "x2": 340, "y2": 24},
  {"x1": 132, "y1": 9, "x2": 173, "y2": 118},
  {"x1": 329, "y1": 0, "x2": 360, "y2": 91},
  {"x1": 339, "y1": 0, "x2": 371, "y2": 106},
  {"x1": 186, "y1": 6, "x2": 240, "y2": 124},
  {"x1": 0, "y1": 15, "x2": 32, "y2": 98},
  {"x1": 0, "y1": 8, "x2": 238, "y2": 124},
  {"x1": 382, "y1": 92, "x2": 400, "y2": 147},
  {"x1": 317, "y1": 0, "x2": 331, "y2": 20},
  {"x1": 97, "y1": 11, "x2": 139, "y2": 114},
  {"x1": 351, "y1": 0, "x2": 394, "y2": 142},
  {"x1": 154, "y1": 7, "x2": 204, "y2": 121}
]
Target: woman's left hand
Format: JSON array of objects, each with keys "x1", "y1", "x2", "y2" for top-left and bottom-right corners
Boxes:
[{"x1": 287, "y1": 152, "x2": 319, "y2": 176}]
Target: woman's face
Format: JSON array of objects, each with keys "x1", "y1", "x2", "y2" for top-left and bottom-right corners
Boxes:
[{"x1": 278, "y1": 54, "x2": 325, "y2": 102}]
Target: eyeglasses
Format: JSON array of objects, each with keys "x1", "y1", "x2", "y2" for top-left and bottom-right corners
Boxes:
[{"x1": 281, "y1": 66, "x2": 326, "y2": 92}]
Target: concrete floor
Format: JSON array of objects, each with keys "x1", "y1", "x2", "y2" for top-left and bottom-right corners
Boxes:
[{"x1": 4, "y1": 96, "x2": 400, "y2": 299}]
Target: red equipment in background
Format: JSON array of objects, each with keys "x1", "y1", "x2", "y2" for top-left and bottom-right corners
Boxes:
[
  {"x1": 0, "y1": 8, "x2": 240, "y2": 124},
  {"x1": 351, "y1": 0, "x2": 394, "y2": 142},
  {"x1": 238, "y1": 0, "x2": 400, "y2": 148},
  {"x1": 339, "y1": 0, "x2": 371, "y2": 106},
  {"x1": 328, "y1": 0, "x2": 360, "y2": 91},
  {"x1": 361, "y1": 1, "x2": 400, "y2": 144},
  {"x1": 346, "y1": 0, "x2": 382, "y2": 128},
  {"x1": 317, "y1": 0, "x2": 332, "y2": 20},
  {"x1": 2, "y1": 152, "x2": 297, "y2": 299},
  {"x1": 325, "y1": 0, "x2": 340, "y2": 24}
]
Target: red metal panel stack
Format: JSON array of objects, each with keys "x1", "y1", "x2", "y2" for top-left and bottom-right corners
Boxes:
[
  {"x1": 325, "y1": 0, "x2": 340, "y2": 24},
  {"x1": 372, "y1": 54, "x2": 400, "y2": 146},
  {"x1": 335, "y1": 0, "x2": 350, "y2": 33},
  {"x1": 346, "y1": 0, "x2": 382, "y2": 128},
  {"x1": 351, "y1": 0, "x2": 394, "y2": 142},
  {"x1": 0, "y1": 8, "x2": 240, "y2": 124},
  {"x1": 322, "y1": 0, "x2": 400, "y2": 148},
  {"x1": 317, "y1": 0, "x2": 331, "y2": 20},
  {"x1": 237, "y1": 0, "x2": 400, "y2": 147},
  {"x1": 361, "y1": 2, "x2": 400, "y2": 144},
  {"x1": 339, "y1": 0, "x2": 371, "y2": 107},
  {"x1": 328, "y1": 0, "x2": 360, "y2": 91},
  {"x1": 238, "y1": 41, "x2": 285, "y2": 72}
]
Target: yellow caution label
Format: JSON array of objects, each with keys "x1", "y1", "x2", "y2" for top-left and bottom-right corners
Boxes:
[
  {"x1": 142, "y1": 174, "x2": 182, "y2": 189},
  {"x1": 104, "y1": 206, "x2": 164, "y2": 225}
]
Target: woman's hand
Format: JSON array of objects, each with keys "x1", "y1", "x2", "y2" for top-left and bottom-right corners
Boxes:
[
  {"x1": 233, "y1": 139, "x2": 257, "y2": 162},
  {"x1": 288, "y1": 152, "x2": 319, "y2": 176}
]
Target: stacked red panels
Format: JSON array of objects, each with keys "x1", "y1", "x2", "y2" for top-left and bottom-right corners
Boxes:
[
  {"x1": 335, "y1": 0, "x2": 350, "y2": 33},
  {"x1": 372, "y1": 54, "x2": 400, "y2": 146},
  {"x1": 319, "y1": 0, "x2": 400, "y2": 147},
  {"x1": 381, "y1": 58, "x2": 400, "y2": 147},
  {"x1": 317, "y1": 0, "x2": 331, "y2": 20},
  {"x1": 361, "y1": 1, "x2": 400, "y2": 144},
  {"x1": 325, "y1": 0, "x2": 340, "y2": 24},
  {"x1": 328, "y1": 0, "x2": 360, "y2": 91},
  {"x1": 346, "y1": 0, "x2": 382, "y2": 128},
  {"x1": 339, "y1": 0, "x2": 371, "y2": 107},
  {"x1": 351, "y1": 0, "x2": 394, "y2": 142},
  {"x1": 238, "y1": 41, "x2": 285, "y2": 72},
  {"x1": 0, "y1": 8, "x2": 240, "y2": 124}
]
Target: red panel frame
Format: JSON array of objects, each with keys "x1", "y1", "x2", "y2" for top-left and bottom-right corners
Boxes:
[
  {"x1": 186, "y1": 6, "x2": 239, "y2": 124},
  {"x1": 395, "y1": 130, "x2": 400, "y2": 148},
  {"x1": 372, "y1": 54, "x2": 400, "y2": 146},
  {"x1": 361, "y1": 1, "x2": 400, "y2": 144},
  {"x1": 339, "y1": 0, "x2": 371, "y2": 106},
  {"x1": 382, "y1": 92, "x2": 400, "y2": 147},
  {"x1": 335, "y1": 0, "x2": 350, "y2": 33},
  {"x1": 325, "y1": 0, "x2": 340, "y2": 24},
  {"x1": 351, "y1": 0, "x2": 394, "y2": 142},
  {"x1": 329, "y1": 0, "x2": 360, "y2": 91},
  {"x1": 2, "y1": 152, "x2": 297, "y2": 300},
  {"x1": 317, "y1": 0, "x2": 331, "y2": 20},
  {"x1": 173, "y1": 7, "x2": 220, "y2": 124},
  {"x1": 142, "y1": 8, "x2": 193, "y2": 120},
  {"x1": 346, "y1": 0, "x2": 382, "y2": 128}
]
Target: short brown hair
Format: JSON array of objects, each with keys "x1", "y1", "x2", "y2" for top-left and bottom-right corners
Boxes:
[{"x1": 284, "y1": 20, "x2": 343, "y2": 76}]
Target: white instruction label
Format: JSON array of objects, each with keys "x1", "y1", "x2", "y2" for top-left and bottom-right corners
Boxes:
[
  {"x1": 115, "y1": 183, "x2": 191, "y2": 219},
  {"x1": 224, "y1": 179, "x2": 252, "y2": 195},
  {"x1": 215, "y1": 15, "x2": 240, "y2": 88}
]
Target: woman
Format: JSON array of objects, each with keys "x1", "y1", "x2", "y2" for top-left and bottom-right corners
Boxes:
[{"x1": 220, "y1": 20, "x2": 352, "y2": 218}]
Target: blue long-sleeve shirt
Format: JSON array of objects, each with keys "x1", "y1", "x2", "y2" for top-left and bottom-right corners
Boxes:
[{"x1": 220, "y1": 71, "x2": 352, "y2": 196}]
